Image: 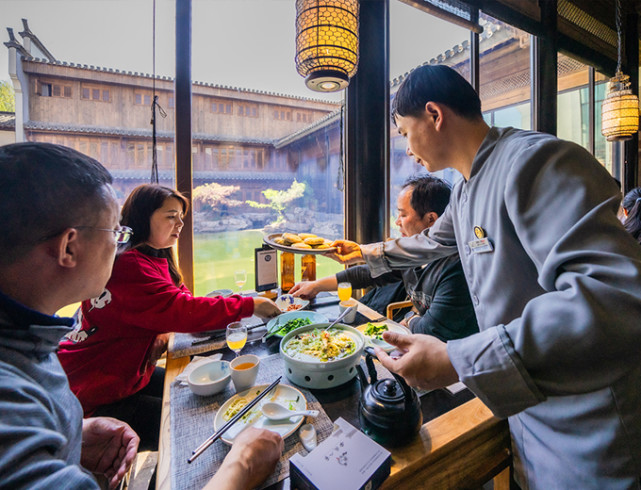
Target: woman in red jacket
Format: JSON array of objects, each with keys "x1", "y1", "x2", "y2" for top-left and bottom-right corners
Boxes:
[{"x1": 58, "y1": 184, "x2": 280, "y2": 449}]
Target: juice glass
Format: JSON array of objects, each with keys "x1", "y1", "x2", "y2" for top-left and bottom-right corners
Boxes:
[
  {"x1": 337, "y1": 282, "x2": 352, "y2": 302},
  {"x1": 226, "y1": 321, "x2": 247, "y2": 357}
]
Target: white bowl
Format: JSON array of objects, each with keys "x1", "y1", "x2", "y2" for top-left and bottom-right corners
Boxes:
[{"x1": 188, "y1": 360, "x2": 231, "y2": 396}]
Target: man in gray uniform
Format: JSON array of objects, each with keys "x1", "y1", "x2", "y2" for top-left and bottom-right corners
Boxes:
[{"x1": 329, "y1": 65, "x2": 641, "y2": 489}]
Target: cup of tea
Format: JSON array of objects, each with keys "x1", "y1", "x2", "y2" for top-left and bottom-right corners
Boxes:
[
  {"x1": 230, "y1": 354, "x2": 260, "y2": 393},
  {"x1": 339, "y1": 298, "x2": 358, "y2": 324}
]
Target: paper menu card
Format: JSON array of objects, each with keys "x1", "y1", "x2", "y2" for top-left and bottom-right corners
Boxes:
[{"x1": 289, "y1": 417, "x2": 391, "y2": 490}]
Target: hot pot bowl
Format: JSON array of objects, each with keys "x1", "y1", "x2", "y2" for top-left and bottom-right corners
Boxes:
[{"x1": 279, "y1": 323, "x2": 365, "y2": 389}]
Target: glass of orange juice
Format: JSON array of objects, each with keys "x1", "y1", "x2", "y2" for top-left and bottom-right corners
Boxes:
[
  {"x1": 337, "y1": 282, "x2": 352, "y2": 302},
  {"x1": 226, "y1": 321, "x2": 247, "y2": 357}
]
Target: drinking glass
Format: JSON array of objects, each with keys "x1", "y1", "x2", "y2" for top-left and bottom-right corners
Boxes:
[
  {"x1": 337, "y1": 282, "x2": 352, "y2": 302},
  {"x1": 234, "y1": 270, "x2": 247, "y2": 293},
  {"x1": 226, "y1": 321, "x2": 247, "y2": 357}
]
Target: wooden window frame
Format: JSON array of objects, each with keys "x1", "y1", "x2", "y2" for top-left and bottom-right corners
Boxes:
[
  {"x1": 37, "y1": 79, "x2": 72, "y2": 99},
  {"x1": 81, "y1": 83, "x2": 111, "y2": 102}
]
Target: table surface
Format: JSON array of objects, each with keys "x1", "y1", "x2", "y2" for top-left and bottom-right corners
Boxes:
[{"x1": 156, "y1": 296, "x2": 510, "y2": 490}]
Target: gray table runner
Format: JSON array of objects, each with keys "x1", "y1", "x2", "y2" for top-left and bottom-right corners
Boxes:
[{"x1": 170, "y1": 353, "x2": 335, "y2": 490}]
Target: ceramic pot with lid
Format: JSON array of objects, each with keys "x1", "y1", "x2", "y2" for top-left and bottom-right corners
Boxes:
[
  {"x1": 280, "y1": 323, "x2": 365, "y2": 389},
  {"x1": 356, "y1": 347, "x2": 422, "y2": 446}
]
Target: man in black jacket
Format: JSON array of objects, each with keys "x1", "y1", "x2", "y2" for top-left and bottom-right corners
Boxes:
[{"x1": 291, "y1": 175, "x2": 478, "y2": 341}]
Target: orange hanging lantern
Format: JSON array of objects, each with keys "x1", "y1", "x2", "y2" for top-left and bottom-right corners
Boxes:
[
  {"x1": 295, "y1": 0, "x2": 359, "y2": 92},
  {"x1": 601, "y1": 0, "x2": 639, "y2": 142},
  {"x1": 602, "y1": 72, "x2": 639, "y2": 141}
]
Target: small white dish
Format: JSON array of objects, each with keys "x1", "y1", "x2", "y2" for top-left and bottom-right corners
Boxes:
[
  {"x1": 356, "y1": 320, "x2": 410, "y2": 352},
  {"x1": 187, "y1": 360, "x2": 231, "y2": 396},
  {"x1": 275, "y1": 294, "x2": 309, "y2": 313}
]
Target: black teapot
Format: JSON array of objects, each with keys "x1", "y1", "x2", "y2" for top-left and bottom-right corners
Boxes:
[{"x1": 356, "y1": 347, "x2": 422, "y2": 446}]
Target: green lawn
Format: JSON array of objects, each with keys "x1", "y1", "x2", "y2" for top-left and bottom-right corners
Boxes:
[{"x1": 193, "y1": 230, "x2": 343, "y2": 295}]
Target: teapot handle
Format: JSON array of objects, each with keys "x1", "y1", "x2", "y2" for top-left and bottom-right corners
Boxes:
[{"x1": 364, "y1": 346, "x2": 414, "y2": 410}]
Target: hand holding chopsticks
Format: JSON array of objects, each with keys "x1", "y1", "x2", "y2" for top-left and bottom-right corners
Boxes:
[{"x1": 187, "y1": 376, "x2": 282, "y2": 463}]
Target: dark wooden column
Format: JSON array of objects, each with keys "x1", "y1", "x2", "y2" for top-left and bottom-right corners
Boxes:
[
  {"x1": 623, "y1": 9, "x2": 639, "y2": 191},
  {"x1": 345, "y1": 0, "x2": 390, "y2": 244},
  {"x1": 531, "y1": 0, "x2": 557, "y2": 135},
  {"x1": 470, "y1": 8, "x2": 480, "y2": 92},
  {"x1": 175, "y1": 0, "x2": 194, "y2": 291}
]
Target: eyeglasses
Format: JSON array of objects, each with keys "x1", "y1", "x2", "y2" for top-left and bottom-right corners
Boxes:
[{"x1": 75, "y1": 226, "x2": 133, "y2": 244}]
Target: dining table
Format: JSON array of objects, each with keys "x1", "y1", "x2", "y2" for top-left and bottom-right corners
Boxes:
[{"x1": 156, "y1": 293, "x2": 511, "y2": 490}]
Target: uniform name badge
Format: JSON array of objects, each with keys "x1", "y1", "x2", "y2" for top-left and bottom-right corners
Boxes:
[{"x1": 468, "y1": 237, "x2": 494, "y2": 254}]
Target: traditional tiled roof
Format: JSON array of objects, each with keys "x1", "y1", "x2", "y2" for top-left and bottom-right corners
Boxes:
[
  {"x1": 23, "y1": 121, "x2": 276, "y2": 145},
  {"x1": 275, "y1": 109, "x2": 341, "y2": 149},
  {"x1": 19, "y1": 19, "x2": 56, "y2": 62},
  {"x1": 0, "y1": 112, "x2": 15, "y2": 130},
  {"x1": 390, "y1": 15, "x2": 507, "y2": 88},
  {"x1": 109, "y1": 170, "x2": 174, "y2": 180},
  {"x1": 108, "y1": 169, "x2": 291, "y2": 182},
  {"x1": 18, "y1": 57, "x2": 337, "y2": 105},
  {"x1": 194, "y1": 171, "x2": 294, "y2": 181}
]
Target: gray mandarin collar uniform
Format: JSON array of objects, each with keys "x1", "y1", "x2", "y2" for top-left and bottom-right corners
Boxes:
[{"x1": 362, "y1": 127, "x2": 641, "y2": 489}]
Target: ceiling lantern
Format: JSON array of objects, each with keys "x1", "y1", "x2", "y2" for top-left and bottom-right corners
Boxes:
[
  {"x1": 295, "y1": 0, "x2": 359, "y2": 92},
  {"x1": 601, "y1": 0, "x2": 639, "y2": 142}
]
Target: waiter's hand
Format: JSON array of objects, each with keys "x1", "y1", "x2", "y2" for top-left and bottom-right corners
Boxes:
[
  {"x1": 325, "y1": 240, "x2": 364, "y2": 265},
  {"x1": 253, "y1": 297, "x2": 280, "y2": 320},
  {"x1": 374, "y1": 332, "x2": 459, "y2": 391}
]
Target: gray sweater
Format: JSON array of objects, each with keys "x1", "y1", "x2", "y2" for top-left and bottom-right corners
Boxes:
[{"x1": 0, "y1": 291, "x2": 98, "y2": 488}]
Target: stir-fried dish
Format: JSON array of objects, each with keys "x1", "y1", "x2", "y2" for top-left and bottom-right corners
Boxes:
[
  {"x1": 284, "y1": 328, "x2": 356, "y2": 362},
  {"x1": 364, "y1": 322, "x2": 388, "y2": 340},
  {"x1": 275, "y1": 317, "x2": 312, "y2": 336}
]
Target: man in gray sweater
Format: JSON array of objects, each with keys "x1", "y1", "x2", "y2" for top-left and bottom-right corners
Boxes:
[{"x1": 0, "y1": 143, "x2": 282, "y2": 489}]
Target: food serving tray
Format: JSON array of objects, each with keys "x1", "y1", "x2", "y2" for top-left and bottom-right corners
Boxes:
[{"x1": 263, "y1": 233, "x2": 337, "y2": 255}]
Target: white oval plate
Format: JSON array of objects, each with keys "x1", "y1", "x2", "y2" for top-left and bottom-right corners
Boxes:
[
  {"x1": 275, "y1": 294, "x2": 310, "y2": 313},
  {"x1": 356, "y1": 320, "x2": 410, "y2": 352},
  {"x1": 213, "y1": 383, "x2": 307, "y2": 444}
]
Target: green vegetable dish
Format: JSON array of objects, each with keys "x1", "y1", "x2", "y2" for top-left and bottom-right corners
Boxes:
[
  {"x1": 364, "y1": 322, "x2": 388, "y2": 340},
  {"x1": 276, "y1": 317, "x2": 312, "y2": 336}
]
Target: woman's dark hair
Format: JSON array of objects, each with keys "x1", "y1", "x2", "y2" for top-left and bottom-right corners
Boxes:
[
  {"x1": 392, "y1": 64, "x2": 482, "y2": 121},
  {"x1": 403, "y1": 175, "x2": 451, "y2": 217},
  {"x1": 120, "y1": 184, "x2": 189, "y2": 286},
  {"x1": 622, "y1": 187, "x2": 641, "y2": 244}
]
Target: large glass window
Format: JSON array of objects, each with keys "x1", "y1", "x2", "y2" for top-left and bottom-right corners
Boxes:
[
  {"x1": 389, "y1": 1, "x2": 470, "y2": 237},
  {"x1": 556, "y1": 55, "x2": 612, "y2": 173},
  {"x1": 479, "y1": 14, "x2": 531, "y2": 130},
  {"x1": 191, "y1": 0, "x2": 344, "y2": 294}
]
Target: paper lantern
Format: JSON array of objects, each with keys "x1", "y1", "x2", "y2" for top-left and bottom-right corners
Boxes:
[
  {"x1": 295, "y1": 0, "x2": 359, "y2": 92},
  {"x1": 601, "y1": 0, "x2": 639, "y2": 141},
  {"x1": 602, "y1": 71, "x2": 640, "y2": 142}
]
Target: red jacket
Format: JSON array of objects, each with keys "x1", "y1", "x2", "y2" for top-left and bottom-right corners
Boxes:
[{"x1": 57, "y1": 249, "x2": 254, "y2": 415}]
